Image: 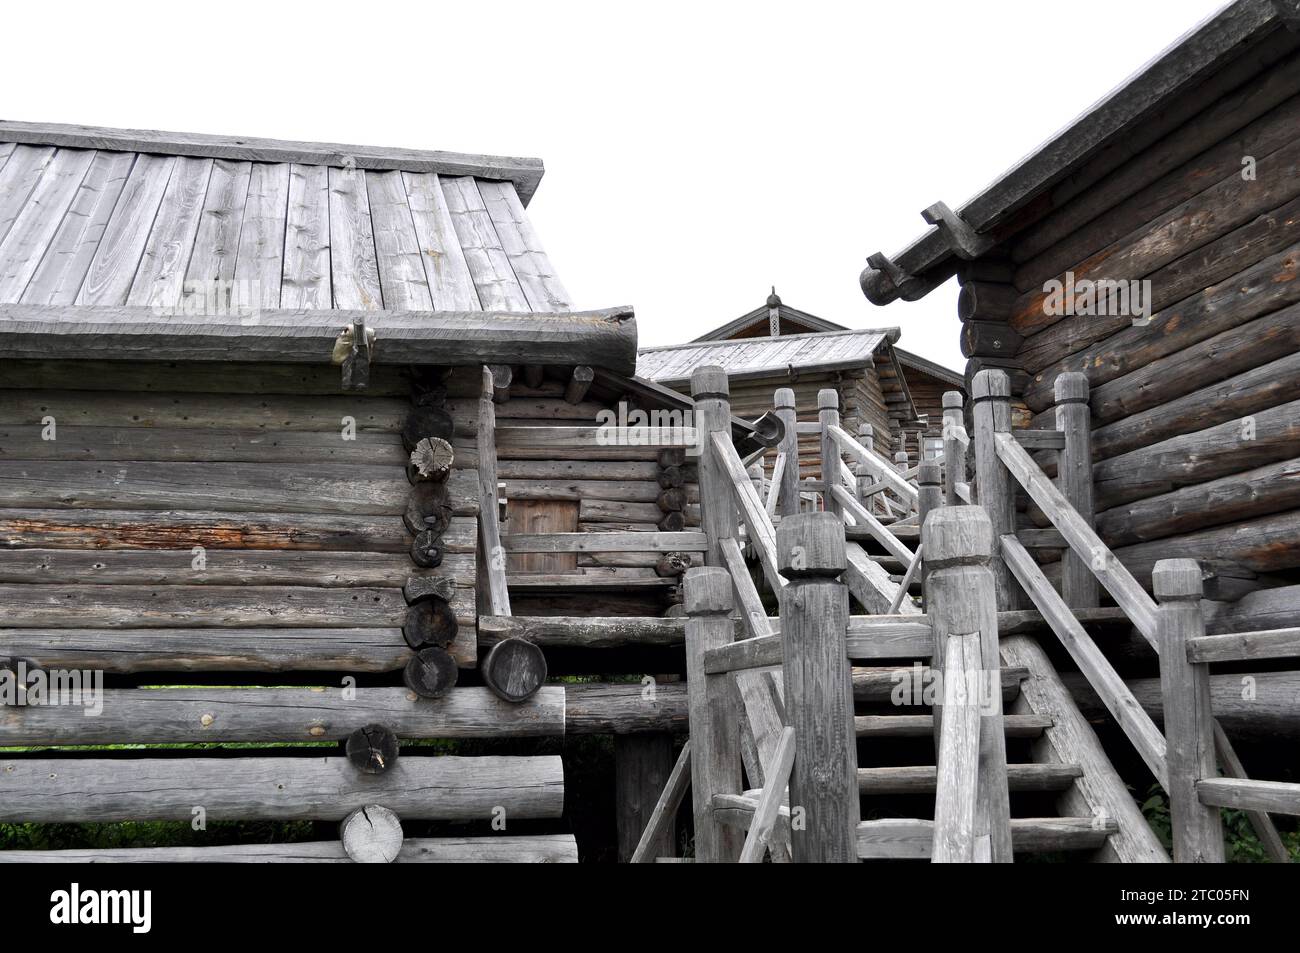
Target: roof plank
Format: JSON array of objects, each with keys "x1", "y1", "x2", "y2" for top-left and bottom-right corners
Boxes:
[
  {"x1": 183, "y1": 159, "x2": 252, "y2": 307},
  {"x1": 478, "y1": 179, "x2": 570, "y2": 310},
  {"x1": 367, "y1": 169, "x2": 434, "y2": 311},
  {"x1": 125, "y1": 156, "x2": 213, "y2": 308},
  {"x1": 233, "y1": 162, "x2": 291, "y2": 311},
  {"x1": 281, "y1": 164, "x2": 331, "y2": 309},
  {"x1": 0, "y1": 148, "x2": 96, "y2": 301},
  {"x1": 77, "y1": 154, "x2": 176, "y2": 305},
  {"x1": 403, "y1": 172, "x2": 479, "y2": 311},
  {"x1": 328, "y1": 167, "x2": 383, "y2": 310},
  {"x1": 441, "y1": 175, "x2": 529, "y2": 312}
]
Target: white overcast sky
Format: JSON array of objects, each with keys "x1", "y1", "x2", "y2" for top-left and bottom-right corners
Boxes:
[{"x1": 9, "y1": 0, "x2": 1228, "y2": 370}]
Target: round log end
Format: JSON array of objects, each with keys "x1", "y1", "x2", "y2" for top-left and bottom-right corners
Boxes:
[
  {"x1": 409, "y1": 437, "x2": 455, "y2": 482},
  {"x1": 658, "y1": 447, "x2": 687, "y2": 468},
  {"x1": 345, "y1": 724, "x2": 400, "y2": 775},
  {"x1": 482, "y1": 638, "x2": 547, "y2": 703},
  {"x1": 404, "y1": 481, "x2": 452, "y2": 536},
  {"x1": 656, "y1": 487, "x2": 687, "y2": 513},
  {"x1": 340, "y1": 805, "x2": 404, "y2": 863},
  {"x1": 403, "y1": 598, "x2": 459, "y2": 649},
  {"x1": 777, "y1": 511, "x2": 847, "y2": 578},
  {"x1": 656, "y1": 465, "x2": 685, "y2": 489},
  {"x1": 655, "y1": 551, "x2": 692, "y2": 577},
  {"x1": 657, "y1": 510, "x2": 686, "y2": 532},
  {"x1": 410, "y1": 530, "x2": 445, "y2": 568},
  {"x1": 403, "y1": 647, "x2": 459, "y2": 698}
]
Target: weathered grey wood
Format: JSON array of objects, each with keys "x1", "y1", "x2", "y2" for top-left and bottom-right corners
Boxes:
[
  {"x1": 281, "y1": 164, "x2": 331, "y2": 309},
  {"x1": 184, "y1": 159, "x2": 252, "y2": 306},
  {"x1": 441, "y1": 176, "x2": 530, "y2": 311},
  {"x1": 564, "y1": 682, "x2": 689, "y2": 735},
  {"x1": 857, "y1": 817, "x2": 1118, "y2": 859},
  {"x1": 340, "y1": 805, "x2": 404, "y2": 863},
  {"x1": 0, "y1": 687, "x2": 564, "y2": 746},
  {"x1": 0, "y1": 755, "x2": 564, "y2": 822},
  {"x1": 345, "y1": 724, "x2": 401, "y2": 775},
  {"x1": 777, "y1": 512, "x2": 859, "y2": 862},
  {"x1": 832, "y1": 485, "x2": 915, "y2": 564},
  {"x1": 503, "y1": 531, "x2": 707, "y2": 554},
  {"x1": 818, "y1": 388, "x2": 842, "y2": 521},
  {"x1": 1055, "y1": 373, "x2": 1098, "y2": 608},
  {"x1": 1001, "y1": 534, "x2": 1168, "y2": 788},
  {"x1": 367, "y1": 169, "x2": 434, "y2": 311},
  {"x1": 1187, "y1": 626, "x2": 1300, "y2": 664},
  {"x1": 0, "y1": 303, "x2": 639, "y2": 375},
  {"x1": 828, "y1": 424, "x2": 919, "y2": 504},
  {"x1": 890, "y1": 545, "x2": 924, "y2": 615},
  {"x1": 76, "y1": 153, "x2": 173, "y2": 305},
  {"x1": 329, "y1": 167, "x2": 385, "y2": 308},
  {"x1": 1211, "y1": 720, "x2": 1291, "y2": 863},
  {"x1": 477, "y1": 367, "x2": 510, "y2": 618},
  {"x1": 1154, "y1": 560, "x2": 1224, "y2": 862},
  {"x1": 404, "y1": 647, "x2": 459, "y2": 698},
  {"x1": 684, "y1": 566, "x2": 743, "y2": 861},
  {"x1": 1014, "y1": 429, "x2": 1066, "y2": 450},
  {"x1": 1197, "y1": 778, "x2": 1300, "y2": 816},
  {"x1": 0, "y1": 835, "x2": 579, "y2": 864},
  {"x1": 859, "y1": 763, "x2": 1081, "y2": 794},
  {"x1": 719, "y1": 536, "x2": 775, "y2": 640},
  {"x1": 565, "y1": 365, "x2": 595, "y2": 405},
  {"x1": 773, "y1": 388, "x2": 800, "y2": 516},
  {"x1": 481, "y1": 637, "x2": 546, "y2": 703},
  {"x1": 233, "y1": 161, "x2": 291, "y2": 310},
  {"x1": 630, "y1": 740, "x2": 691, "y2": 863},
  {"x1": 846, "y1": 617, "x2": 933, "y2": 658},
  {"x1": 970, "y1": 370, "x2": 1020, "y2": 609},
  {"x1": 479, "y1": 614, "x2": 683, "y2": 648},
  {"x1": 857, "y1": 713, "x2": 1052, "y2": 738},
  {"x1": 843, "y1": 541, "x2": 915, "y2": 616},
  {"x1": 702, "y1": 634, "x2": 780, "y2": 674},
  {"x1": 710, "y1": 431, "x2": 782, "y2": 592},
  {"x1": 923, "y1": 505, "x2": 1011, "y2": 862},
  {"x1": 932, "y1": 630, "x2": 983, "y2": 863},
  {"x1": 855, "y1": 665, "x2": 1028, "y2": 704},
  {"x1": 0, "y1": 148, "x2": 97, "y2": 302},
  {"x1": 739, "y1": 726, "x2": 796, "y2": 863},
  {"x1": 477, "y1": 179, "x2": 571, "y2": 308},
  {"x1": 941, "y1": 391, "x2": 968, "y2": 507},
  {"x1": 995, "y1": 432, "x2": 1159, "y2": 639}
]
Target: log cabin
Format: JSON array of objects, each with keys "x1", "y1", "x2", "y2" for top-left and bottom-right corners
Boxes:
[{"x1": 0, "y1": 120, "x2": 792, "y2": 862}]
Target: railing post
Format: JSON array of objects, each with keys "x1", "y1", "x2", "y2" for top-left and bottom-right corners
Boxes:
[
  {"x1": 942, "y1": 390, "x2": 967, "y2": 507},
  {"x1": 818, "y1": 389, "x2": 842, "y2": 521},
  {"x1": 970, "y1": 369, "x2": 1021, "y2": 609},
  {"x1": 691, "y1": 365, "x2": 738, "y2": 567},
  {"x1": 917, "y1": 460, "x2": 942, "y2": 610},
  {"x1": 683, "y1": 565, "x2": 743, "y2": 862},
  {"x1": 923, "y1": 505, "x2": 1012, "y2": 862},
  {"x1": 1055, "y1": 372, "x2": 1099, "y2": 609},
  {"x1": 857, "y1": 423, "x2": 877, "y2": 514},
  {"x1": 777, "y1": 512, "x2": 859, "y2": 862},
  {"x1": 774, "y1": 387, "x2": 800, "y2": 517},
  {"x1": 1154, "y1": 559, "x2": 1223, "y2": 863}
]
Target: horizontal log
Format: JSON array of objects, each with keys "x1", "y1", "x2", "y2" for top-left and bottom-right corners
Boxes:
[
  {"x1": 0, "y1": 359, "x2": 414, "y2": 396},
  {"x1": 1186, "y1": 626, "x2": 1300, "y2": 664},
  {"x1": 703, "y1": 634, "x2": 780, "y2": 674},
  {"x1": 1093, "y1": 399, "x2": 1300, "y2": 509},
  {"x1": 0, "y1": 583, "x2": 473, "y2": 628},
  {"x1": 0, "y1": 548, "x2": 473, "y2": 588},
  {"x1": 0, "y1": 509, "x2": 476, "y2": 554},
  {"x1": 0, "y1": 461, "x2": 477, "y2": 517},
  {"x1": 503, "y1": 531, "x2": 707, "y2": 554},
  {"x1": 1091, "y1": 350, "x2": 1300, "y2": 460},
  {"x1": 0, "y1": 755, "x2": 565, "y2": 822},
  {"x1": 497, "y1": 478, "x2": 699, "y2": 505},
  {"x1": 1063, "y1": 670, "x2": 1300, "y2": 741},
  {"x1": 496, "y1": 459, "x2": 666, "y2": 482},
  {"x1": 507, "y1": 569, "x2": 677, "y2": 590},
  {"x1": 478, "y1": 615, "x2": 685, "y2": 648},
  {"x1": 1204, "y1": 584, "x2": 1300, "y2": 634},
  {"x1": 853, "y1": 665, "x2": 1027, "y2": 703},
  {"x1": 857, "y1": 763, "x2": 1081, "y2": 795},
  {"x1": 496, "y1": 426, "x2": 697, "y2": 450},
  {"x1": 957, "y1": 282, "x2": 1019, "y2": 322},
  {"x1": 1197, "y1": 778, "x2": 1300, "y2": 816},
  {"x1": 855, "y1": 713, "x2": 1053, "y2": 738},
  {"x1": 0, "y1": 424, "x2": 412, "y2": 464},
  {"x1": 0, "y1": 304, "x2": 639, "y2": 377},
  {"x1": 0, "y1": 389, "x2": 409, "y2": 432},
  {"x1": 579, "y1": 498, "x2": 700, "y2": 525},
  {"x1": 854, "y1": 817, "x2": 1116, "y2": 858},
  {"x1": 0, "y1": 835, "x2": 580, "y2": 863},
  {"x1": 0, "y1": 687, "x2": 565, "y2": 745},
  {"x1": 563, "y1": 682, "x2": 689, "y2": 734},
  {"x1": 1023, "y1": 245, "x2": 1300, "y2": 408}
]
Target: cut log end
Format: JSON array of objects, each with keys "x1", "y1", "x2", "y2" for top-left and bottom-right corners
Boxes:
[
  {"x1": 655, "y1": 552, "x2": 693, "y2": 578},
  {"x1": 410, "y1": 530, "x2": 446, "y2": 568},
  {"x1": 345, "y1": 724, "x2": 400, "y2": 775},
  {"x1": 340, "y1": 805, "x2": 404, "y2": 863},
  {"x1": 482, "y1": 637, "x2": 547, "y2": 703},
  {"x1": 408, "y1": 437, "x2": 455, "y2": 482},
  {"x1": 403, "y1": 647, "x2": 459, "y2": 698},
  {"x1": 401, "y1": 404, "x2": 455, "y2": 452},
  {"x1": 403, "y1": 598, "x2": 459, "y2": 650},
  {"x1": 403, "y1": 481, "x2": 452, "y2": 536}
]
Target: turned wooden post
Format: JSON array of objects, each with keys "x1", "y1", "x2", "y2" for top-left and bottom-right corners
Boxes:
[
  {"x1": 917, "y1": 460, "x2": 942, "y2": 610},
  {"x1": 692, "y1": 366, "x2": 738, "y2": 567},
  {"x1": 1154, "y1": 559, "x2": 1223, "y2": 863},
  {"x1": 777, "y1": 512, "x2": 859, "y2": 862},
  {"x1": 970, "y1": 369, "x2": 1021, "y2": 609},
  {"x1": 774, "y1": 387, "x2": 800, "y2": 517},
  {"x1": 684, "y1": 566, "x2": 743, "y2": 861},
  {"x1": 923, "y1": 505, "x2": 1012, "y2": 862},
  {"x1": 942, "y1": 390, "x2": 967, "y2": 506},
  {"x1": 818, "y1": 389, "x2": 842, "y2": 521},
  {"x1": 1055, "y1": 372, "x2": 1099, "y2": 609}
]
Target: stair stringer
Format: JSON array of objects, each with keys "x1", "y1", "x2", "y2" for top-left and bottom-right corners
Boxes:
[{"x1": 1000, "y1": 634, "x2": 1170, "y2": 863}]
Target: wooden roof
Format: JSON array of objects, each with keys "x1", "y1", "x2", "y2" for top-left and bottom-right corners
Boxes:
[
  {"x1": 691, "y1": 298, "x2": 846, "y2": 341},
  {"x1": 894, "y1": 347, "x2": 965, "y2": 389},
  {"x1": 0, "y1": 122, "x2": 565, "y2": 314},
  {"x1": 637, "y1": 327, "x2": 899, "y2": 385}
]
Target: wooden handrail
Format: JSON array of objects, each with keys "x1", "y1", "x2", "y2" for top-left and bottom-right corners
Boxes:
[
  {"x1": 710, "y1": 431, "x2": 784, "y2": 593},
  {"x1": 764, "y1": 452, "x2": 787, "y2": 518},
  {"x1": 719, "y1": 537, "x2": 776, "y2": 640},
  {"x1": 932, "y1": 630, "x2": 983, "y2": 863},
  {"x1": 1002, "y1": 534, "x2": 1168, "y2": 789},
  {"x1": 994, "y1": 431, "x2": 1158, "y2": 641},
  {"x1": 889, "y1": 545, "x2": 924, "y2": 614},
  {"x1": 830, "y1": 485, "x2": 915, "y2": 564},
  {"x1": 826, "y1": 423, "x2": 920, "y2": 504},
  {"x1": 1186, "y1": 626, "x2": 1300, "y2": 664}
]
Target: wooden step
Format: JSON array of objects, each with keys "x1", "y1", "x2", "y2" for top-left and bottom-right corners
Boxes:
[
  {"x1": 857, "y1": 762, "x2": 1082, "y2": 795},
  {"x1": 852, "y1": 665, "x2": 1029, "y2": 703},
  {"x1": 856, "y1": 817, "x2": 1118, "y2": 859},
  {"x1": 855, "y1": 713, "x2": 1052, "y2": 739}
]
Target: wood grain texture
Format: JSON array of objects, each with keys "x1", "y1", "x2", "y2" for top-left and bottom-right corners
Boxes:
[
  {"x1": 281, "y1": 164, "x2": 331, "y2": 309},
  {"x1": 328, "y1": 167, "x2": 383, "y2": 309},
  {"x1": 125, "y1": 156, "x2": 213, "y2": 309},
  {"x1": 77, "y1": 154, "x2": 175, "y2": 305}
]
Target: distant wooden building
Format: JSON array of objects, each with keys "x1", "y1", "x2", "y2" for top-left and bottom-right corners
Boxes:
[{"x1": 637, "y1": 291, "x2": 965, "y2": 473}]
